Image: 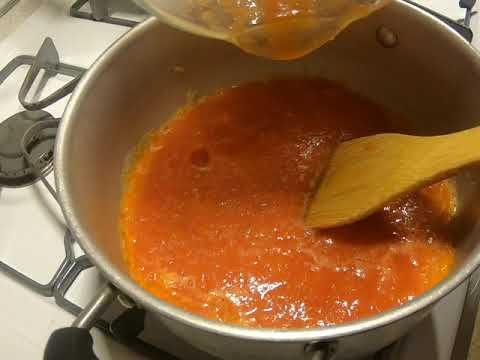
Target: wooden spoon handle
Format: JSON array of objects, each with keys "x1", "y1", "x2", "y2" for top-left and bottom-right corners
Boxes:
[{"x1": 415, "y1": 126, "x2": 480, "y2": 180}]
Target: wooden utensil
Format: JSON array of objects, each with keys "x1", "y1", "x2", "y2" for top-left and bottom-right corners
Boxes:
[{"x1": 305, "y1": 127, "x2": 480, "y2": 228}]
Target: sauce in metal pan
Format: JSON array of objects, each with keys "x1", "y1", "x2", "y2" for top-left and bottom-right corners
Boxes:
[{"x1": 121, "y1": 78, "x2": 455, "y2": 328}]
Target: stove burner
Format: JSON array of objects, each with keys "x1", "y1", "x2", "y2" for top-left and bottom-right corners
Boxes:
[{"x1": 0, "y1": 110, "x2": 56, "y2": 188}]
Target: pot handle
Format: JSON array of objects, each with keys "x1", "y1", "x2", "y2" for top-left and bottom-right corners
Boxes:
[
  {"x1": 44, "y1": 328, "x2": 97, "y2": 360},
  {"x1": 44, "y1": 284, "x2": 117, "y2": 360}
]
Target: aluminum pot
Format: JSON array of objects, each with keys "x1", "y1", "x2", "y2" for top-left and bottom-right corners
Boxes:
[{"x1": 53, "y1": 1, "x2": 480, "y2": 359}]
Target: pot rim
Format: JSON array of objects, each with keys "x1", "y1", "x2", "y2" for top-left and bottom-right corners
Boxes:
[{"x1": 55, "y1": 1, "x2": 480, "y2": 343}]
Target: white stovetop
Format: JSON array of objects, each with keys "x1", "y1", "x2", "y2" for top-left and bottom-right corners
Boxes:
[{"x1": 0, "y1": 1, "x2": 477, "y2": 359}]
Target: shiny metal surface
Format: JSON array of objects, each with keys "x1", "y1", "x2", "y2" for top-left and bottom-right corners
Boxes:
[
  {"x1": 72, "y1": 285, "x2": 117, "y2": 329},
  {"x1": 55, "y1": 1, "x2": 480, "y2": 359},
  {"x1": 451, "y1": 266, "x2": 480, "y2": 359}
]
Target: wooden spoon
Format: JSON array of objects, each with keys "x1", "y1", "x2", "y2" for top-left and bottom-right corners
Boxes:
[{"x1": 305, "y1": 127, "x2": 480, "y2": 228}]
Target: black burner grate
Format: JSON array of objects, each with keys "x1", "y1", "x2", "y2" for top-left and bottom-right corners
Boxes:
[
  {"x1": 0, "y1": 111, "x2": 55, "y2": 188},
  {"x1": 0, "y1": 38, "x2": 85, "y2": 111},
  {"x1": 70, "y1": 0, "x2": 149, "y2": 27}
]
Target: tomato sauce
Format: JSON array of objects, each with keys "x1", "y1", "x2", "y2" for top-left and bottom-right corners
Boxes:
[
  {"x1": 194, "y1": 0, "x2": 388, "y2": 59},
  {"x1": 121, "y1": 78, "x2": 455, "y2": 328},
  {"x1": 229, "y1": 0, "x2": 388, "y2": 59}
]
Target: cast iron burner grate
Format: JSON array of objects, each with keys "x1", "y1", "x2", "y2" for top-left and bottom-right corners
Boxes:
[
  {"x1": 0, "y1": 37, "x2": 85, "y2": 111},
  {"x1": 0, "y1": 37, "x2": 85, "y2": 294},
  {"x1": 0, "y1": 36, "x2": 84, "y2": 187},
  {"x1": 70, "y1": 0, "x2": 149, "y2": 27},
  {"x1": 0, "y1": 110, "x2": 55, "y2": 188}
]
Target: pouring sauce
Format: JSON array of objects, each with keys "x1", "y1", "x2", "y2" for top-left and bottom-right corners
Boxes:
[
  {"x1": 121, "y1": 78, "x2": 455, "y2": 328},
  {"x1": 195, "y1": 0, "x2": 389, "y2": 59}
]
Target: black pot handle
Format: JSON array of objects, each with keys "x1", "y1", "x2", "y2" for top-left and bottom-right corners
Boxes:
[
  {"x1": 44, "y1": 284, "x2": 117, "y2": 360},
  {"x1": 44, "y1": 328, "x2": 98, "y2": 360}
]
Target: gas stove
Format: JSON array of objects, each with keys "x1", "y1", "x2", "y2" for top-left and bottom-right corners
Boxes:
[{"x1": 0, "y1": 1, "x2": 479, "y2": 359}]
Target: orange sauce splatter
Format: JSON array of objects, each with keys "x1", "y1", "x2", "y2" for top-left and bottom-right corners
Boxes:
[{"x1": 121, "y1": 78, "x2": 455, "y2": 328}]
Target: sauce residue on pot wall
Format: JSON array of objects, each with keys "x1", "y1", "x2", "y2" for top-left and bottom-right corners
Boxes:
[{"x1": 121, "y1": 78, "x2": 456, "y2": 329}]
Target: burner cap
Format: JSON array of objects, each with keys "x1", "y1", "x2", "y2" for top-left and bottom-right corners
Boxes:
[{"x1": 0, "y1": 111, "x2": 56, "y2": 188}]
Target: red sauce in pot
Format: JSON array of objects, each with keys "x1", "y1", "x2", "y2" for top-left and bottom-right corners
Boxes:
[{"x1": 121, "y1": 78, "x2": 455, "y2": 328}]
